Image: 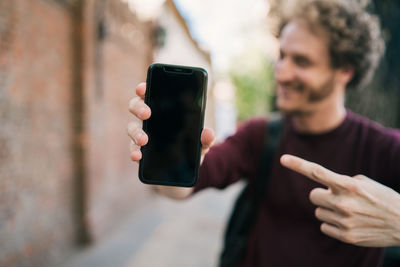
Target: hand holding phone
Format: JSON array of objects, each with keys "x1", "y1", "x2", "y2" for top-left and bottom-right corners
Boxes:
[{"x1": 127, "y1": 63, "x2": 214, "y2": 188}]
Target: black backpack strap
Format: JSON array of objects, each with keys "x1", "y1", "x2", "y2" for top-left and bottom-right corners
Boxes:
[
  {"x1": 254, "y1": 116, "x2": 283, "y2": 196},
  {"x1": 219, "y1": 116, "x2": 283, "y2": 267}
]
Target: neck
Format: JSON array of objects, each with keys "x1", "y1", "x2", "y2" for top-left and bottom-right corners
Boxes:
[{"x1": 291, "y1": 96, "x2": 346, "y2": 134}]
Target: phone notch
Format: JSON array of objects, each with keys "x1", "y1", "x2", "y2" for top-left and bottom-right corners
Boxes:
[{"x1": 163, "y1": 66, "x2": 193, "y2": 75}]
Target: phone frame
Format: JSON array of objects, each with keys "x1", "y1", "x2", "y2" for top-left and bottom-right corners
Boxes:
[{"x1": 138, "y1": 63, "x2": 208, "y2": 187}]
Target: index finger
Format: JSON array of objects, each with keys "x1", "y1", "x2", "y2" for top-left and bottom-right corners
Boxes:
[
  {"x1": 280, "y1": 154, "x2": 348, "y2": 191},
  {"x1": 136, "y1": 82, "x2": 146, "y2": 100}
]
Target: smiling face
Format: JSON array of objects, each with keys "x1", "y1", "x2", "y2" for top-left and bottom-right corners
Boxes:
[{"x1": 274, "y1": 20, "x2": 349, "y2": 115}]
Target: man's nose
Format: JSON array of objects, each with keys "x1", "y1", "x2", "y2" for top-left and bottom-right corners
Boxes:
[{"x1": 275, "y1": 58, "x2": 296, "y2": 83}]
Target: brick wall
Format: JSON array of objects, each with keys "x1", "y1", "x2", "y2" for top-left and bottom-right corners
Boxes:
[
  {"x1": 82, "y1": 0, "x2": 155, "y2": 240},
  {"x1": 0, "y1": 0, "x2": 154, "y2": 266}
]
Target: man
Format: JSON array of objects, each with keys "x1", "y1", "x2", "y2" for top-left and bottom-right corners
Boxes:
[{"x1": 127, "y1": 0, "x2": 400, "y2": 266}]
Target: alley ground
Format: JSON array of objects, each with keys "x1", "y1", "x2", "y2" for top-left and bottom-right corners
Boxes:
[{"x1": 61, "y1": 183, "x2": 243, "y2": 267}]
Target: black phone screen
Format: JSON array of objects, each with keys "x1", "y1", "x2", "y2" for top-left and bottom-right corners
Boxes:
[{"x1": 139, "y1": 64, "x2": 208, "y2": 187}]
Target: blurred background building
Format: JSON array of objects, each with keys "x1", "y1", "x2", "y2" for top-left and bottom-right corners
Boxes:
[
  {"x1": 152, "y1": 0, "x2": 215, "y2": 130},
  {"x1": 0, "y1": 0, "x2": 399, "y2": 266},
  {"x1": 0, "y1": 0, "x2": 155, "y2": 266},
  {"x1": 0, "y1": 0, "x2": 223, "y2": 266}
]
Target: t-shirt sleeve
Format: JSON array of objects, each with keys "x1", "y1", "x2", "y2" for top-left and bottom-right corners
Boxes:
[{"x1": 193, "y1": 118, "x2": 266, "y2": 193}]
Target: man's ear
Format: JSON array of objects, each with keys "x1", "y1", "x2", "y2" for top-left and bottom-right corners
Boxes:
[{"x1": 338, "y1": 66, "x2": 354, "y2": 87}]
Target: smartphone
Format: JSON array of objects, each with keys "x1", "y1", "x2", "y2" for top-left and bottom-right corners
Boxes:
[{"x1": 138, "y1": 63, "x2": 208, "y2": 187}]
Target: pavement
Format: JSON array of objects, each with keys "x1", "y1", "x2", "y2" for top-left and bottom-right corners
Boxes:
[{"x1": 61, "y1": 182, "x2": 244, "y2": 267}]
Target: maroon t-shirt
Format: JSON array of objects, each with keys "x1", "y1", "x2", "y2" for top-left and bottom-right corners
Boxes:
[{"x1": 195, "y1": 110, "x2": 400, "y2": 267}]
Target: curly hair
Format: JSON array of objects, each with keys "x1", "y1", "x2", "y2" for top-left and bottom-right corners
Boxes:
[{"x1": 278, "y1": 0, "x2": 385, "y2": 90}]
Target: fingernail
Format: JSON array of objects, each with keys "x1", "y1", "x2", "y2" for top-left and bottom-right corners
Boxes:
[{"x1": 281, "y1": 155, "x2": 290, "y2": 164}]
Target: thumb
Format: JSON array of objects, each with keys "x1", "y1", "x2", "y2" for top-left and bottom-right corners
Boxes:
[{"x1": 201, "y1": 127, "x2": 215, "y2": 152}]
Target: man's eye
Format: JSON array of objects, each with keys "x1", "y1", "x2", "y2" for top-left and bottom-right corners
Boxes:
[{"x1": 295, "y1": 57, "x2": 311, "y2": 67}]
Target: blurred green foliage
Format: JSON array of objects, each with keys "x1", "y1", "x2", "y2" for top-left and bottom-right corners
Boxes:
[{"x1": 230, "y1": 52, "x2": 276, "y2": 122}]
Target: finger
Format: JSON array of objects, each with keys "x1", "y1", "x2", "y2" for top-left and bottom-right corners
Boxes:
[
  {"x1": 315, "y1": 207, "x2": 346, "y2": 229},
  {"x1": 127, "y1": 121, "x2": 148, "y2": 146},
  {"x1": 130, "y1": 140, "x2": 136, "y2": 153},
  {"x1": 320, "y1": 222, "x2": 345, "y2": 242},
  {"x1": 280, "y1": 154, "x2": 348, "y2": 190},
  {"x1": 130, "y1": 140, "x2": 142, "y2": 162},
  {"x1": 353, "y1": 174, "x2": 371, "y2": 182},
  {"x1": 128, "y1": 96, "x2": 151, "y2": 120},
  {"x1": 201, "y1": 127, "x2": 215, "y2": 150},
  {"x1": 309, "y1": 187, "x2": 336, "y2": 209},
  {"x1": 200, "y1": 128, "x2": 215, "y2": 164},
  {"x1": 136, "y1": 82, "x2": 146, "y2": 100},
  {"x1": 131, "y1": 150, "x2": 142, "y2": 161}
]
